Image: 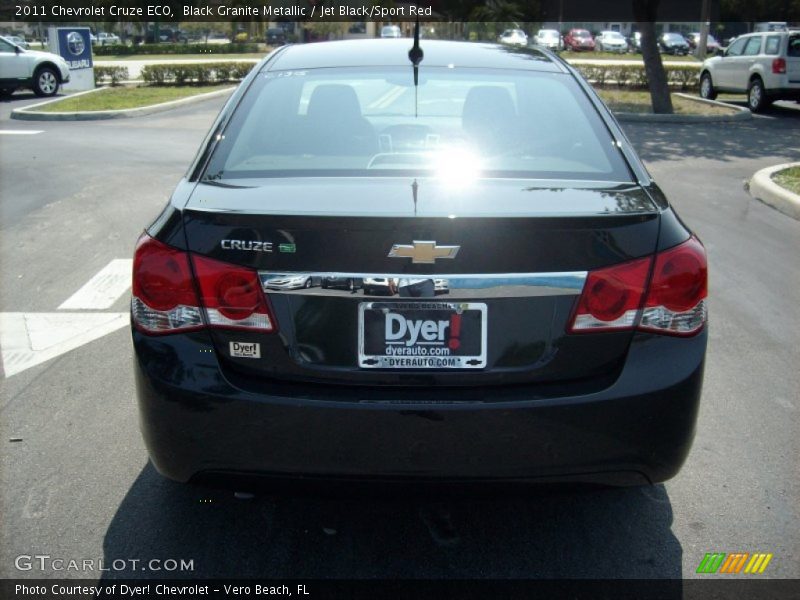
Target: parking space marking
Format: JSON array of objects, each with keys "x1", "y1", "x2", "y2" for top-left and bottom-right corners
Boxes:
[
  {"x1": 58, "y1": 259, "x2": 133, "y2": 310},
  {"x1": 0, "y1": 312, "x2": 128, "y2": 378},
  {"x1": 0, "y1": 130, "x2": 44, "y2": 135}
]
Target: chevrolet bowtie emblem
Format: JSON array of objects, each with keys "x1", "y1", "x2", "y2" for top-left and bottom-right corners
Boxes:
[{"x1": 388, "y1": 241, "x2": 460, "y2": 264}]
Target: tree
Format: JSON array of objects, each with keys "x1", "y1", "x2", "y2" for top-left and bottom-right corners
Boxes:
[
  {"x1": 470, "y1": 0, "x2": 523, "y2": 23},
  {"x1": 633, "y1": 0, "x2": 673, "y2": 114},
  {"x1": 304, "y1": 21, "x2": 348, "y2": 42}
]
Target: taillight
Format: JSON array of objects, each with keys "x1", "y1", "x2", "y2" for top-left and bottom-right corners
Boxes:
[
  {"x1": 192, "y1": 254, "x2": 275, "y2": 331},
  {"x1": 131, "y1": 233, "x2": 276, "y2": 334},
  {"x1": 772, "y1": 58, "x2": 786, "y2": 74},
  {"x1": 568, "y1": 236, "x2": 707, "y2": 337},
  {"x1": 639, "y1": 237, "x2": 707, "y2": 336},
  {"x1": 131, "y1": 234, "x2": 203, "y2": 334},
  {"x1": 569, "y1": 256, "x2": 651, "y2": 332}
]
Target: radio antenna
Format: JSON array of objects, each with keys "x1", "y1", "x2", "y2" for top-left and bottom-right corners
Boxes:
[{"x1": 408, "y1": 16, "x2": 424, "y2": 118}]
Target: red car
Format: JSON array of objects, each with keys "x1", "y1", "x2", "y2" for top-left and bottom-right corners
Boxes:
[{"x1": 564, "y1": 28, "x2": 596, "y2": 51}]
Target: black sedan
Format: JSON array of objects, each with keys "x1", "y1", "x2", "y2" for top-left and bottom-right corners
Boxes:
[
  {"x1": 131, "y1": 39, "x2": 707, "y2": 488},
  {"x1": 659, "y1": 32, "x2": 691, "y2": 55},
  {"x1": 265, "y1": 27, "x2": 286, "y2": 46},
  {"x1": 321, "y1": 276, "x2": 363, "y2": 291}
]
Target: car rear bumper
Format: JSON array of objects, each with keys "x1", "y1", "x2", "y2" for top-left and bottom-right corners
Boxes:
[{"x1": 133, "y1": 328, "x2": 706, "y2": 487}]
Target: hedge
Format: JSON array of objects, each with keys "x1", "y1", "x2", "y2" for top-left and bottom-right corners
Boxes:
[
  {"x1": 140, "y1": 62, "x2": 255, "y2": 85},
  {"x1": 94, "y1": 65, "x2": 129, "y2": 86},
  {"x1": 574, "y1": 63, "x2": 701, "y2": 90},
  {"x1": 93, "y1": 43, "x2": 262, "y2": 56}
]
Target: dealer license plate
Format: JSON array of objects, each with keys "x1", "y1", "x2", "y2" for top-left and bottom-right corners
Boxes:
[{"x1": 358, "y1": 301, "x2": 487, "y2": 369}]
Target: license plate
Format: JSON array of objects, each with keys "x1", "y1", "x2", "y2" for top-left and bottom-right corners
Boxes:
[{"x1": 358, "y1": 301, "x2": 487, "y2": 369}]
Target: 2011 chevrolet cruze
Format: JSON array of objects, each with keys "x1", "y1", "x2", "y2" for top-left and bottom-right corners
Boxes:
[{"x1": 131, "y1": 39, "x2": 707, "y2": 487}]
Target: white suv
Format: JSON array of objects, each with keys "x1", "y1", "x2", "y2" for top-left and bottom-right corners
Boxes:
[
  {"x1": 699, "y1": 31, "x2": 800, "y2": 112},
  {"x1": 0, "y1": 35, "x2": 70, "y2": 97}
]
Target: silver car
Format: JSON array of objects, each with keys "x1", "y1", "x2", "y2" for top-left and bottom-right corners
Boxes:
[
  {"x1": 535, "y1": 29, "x2": 562, "y2": 51},
  {"x1": 596, "y1": 31, "x2": 629, "y2": 53},
  {"x1": 498, "y1": 29, "x2": 528, "y2": 47},
  {"x1": 264, "y1": 274, "x2": 318, "y2": 290}
]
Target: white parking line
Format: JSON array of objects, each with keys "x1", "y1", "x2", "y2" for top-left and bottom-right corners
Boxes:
[
  {"x1": 58, "y1": 259, "x2": 133, "y2": 310},
  {"x1": 0, "y1": 130, "x2": 44, "y2": 135},
  {"x1": 0, "y1": 312, "x2": 128, "y2": 377}
]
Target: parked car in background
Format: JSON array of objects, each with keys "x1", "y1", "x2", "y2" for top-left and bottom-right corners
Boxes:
[
  {"x1": 264, "y1": 274, "x2": 320, "y2": 290},
  {"x1": 535, "y1": 29, "x2": 562, "y2": 51},
  {"x1": 145, "y1": 28, "x2": 188, "y2": 44},
  {"x1": 361, "y1": 277, "x2": 396, "y2": 296},
  {"x1": 321, "y1": 276, "x2": 363, "y2": 291},
  {"x1": 380, "y1": 25, "x2": 402, "y2": 39},
  {"x1": 564, "y1": 28, "x2": 595, "y2": 51},
  {"x1": 94, "y1": 32, "x2": 120, "y2": 46},
  {"x1": 265, "y1": 27, "x2": 286, "y2": 46},
  {"x1": 659, "y1": 32, "x2": 691, "y2": 55},
  {"x1": 595, "y1": 31, "x2": 629, "y2": 53},
  {"x1": 0, "y1": 35, "x2": 70, "y2": 96},
  {"x1": 686, "y1": 32, "x2": 721, "y2": 55},
  {"x1": 629, "y1": 31, "x2": 642, "y2": 53},
  {"x1": 7, "y1": 35, "x2": 29, "y2": 50},
  {"x1": 700, "y1": 31, "x2": 800, "y2": 111},
  {"x1": 498, "y1": 29, "x2": 528, "y2": 46}
]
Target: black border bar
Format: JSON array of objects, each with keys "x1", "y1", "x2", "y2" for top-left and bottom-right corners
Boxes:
[
  {"x1": 3, "y1": 579, "x2": 800, "y2": 600},
  {"x1": 2, "y1": 1, "x2": 798, "y2": 24}
]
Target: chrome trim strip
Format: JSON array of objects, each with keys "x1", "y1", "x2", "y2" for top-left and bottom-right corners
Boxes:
[{"x1": 259, "y1": 271, "x2": 587, "y2": 298}]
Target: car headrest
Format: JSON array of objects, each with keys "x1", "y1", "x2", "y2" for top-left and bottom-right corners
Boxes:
[
  {"x1": 307, "y1": 84, "x2": 364, "y2": 121},
  {"x1": 462, "y1": 86, "x2": 517, "y2": 132}
]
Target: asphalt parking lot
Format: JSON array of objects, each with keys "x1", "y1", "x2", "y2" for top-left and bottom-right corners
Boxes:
[{"x1": 0, "y1": 91, "x2": 798, "y2": 580}]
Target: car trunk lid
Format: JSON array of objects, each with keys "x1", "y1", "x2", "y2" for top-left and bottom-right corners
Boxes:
[{"x1": 182, "y1": 177, "x2": 660, "y2": 387}]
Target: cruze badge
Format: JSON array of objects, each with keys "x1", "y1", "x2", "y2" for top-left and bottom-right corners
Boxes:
[
  {"x1": 220, "y1": 240, "x2": 273, "y2": 252},
  {"x1": 388, "y1": 241, "x2": 460, "y2": 264}
]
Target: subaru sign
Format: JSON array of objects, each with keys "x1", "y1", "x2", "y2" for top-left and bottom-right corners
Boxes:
[
  {"x1": 48, "y1": 27, "x2": 94, "y2": 91},
  {"x1": 57, "y1": 28, "x2": 92, "y2": 69}
]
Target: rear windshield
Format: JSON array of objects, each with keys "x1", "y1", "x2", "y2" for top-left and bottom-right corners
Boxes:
[{"x1": 203, "y1": 67, "x2": 632, "y2": 182}]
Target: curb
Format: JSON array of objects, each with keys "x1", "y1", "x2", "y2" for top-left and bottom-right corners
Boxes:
[
  {"x1": 10, "y1": 86, "x2": 236, "y2": 121},
  {"x1": 616, "y1": 95, "x2": 751, "y2": 122},
  {"x1": 748, "y1": 162, "x2": 800, "y2": 220}
]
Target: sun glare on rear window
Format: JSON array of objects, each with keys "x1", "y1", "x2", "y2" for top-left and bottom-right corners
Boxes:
[{"x1": 203, "y1": 67, "x2": 631, "y2": 182}]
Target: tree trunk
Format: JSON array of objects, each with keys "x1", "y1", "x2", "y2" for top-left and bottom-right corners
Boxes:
[
  {"x1": 696, "y1": 0, "x2": 712, "y2": 60},
  {"x1": 633, "y1": 0, "x2": 673, "y2": 114}
]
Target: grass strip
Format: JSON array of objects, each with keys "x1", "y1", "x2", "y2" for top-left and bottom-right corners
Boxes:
[{"x1": 38, "y1": 85, "x2": 232, "y2": 112}]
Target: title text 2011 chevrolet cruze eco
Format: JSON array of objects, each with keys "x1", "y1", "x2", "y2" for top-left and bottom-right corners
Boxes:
[{"x1": 131, "y1": 40, "x2": 707, "y2": 488}]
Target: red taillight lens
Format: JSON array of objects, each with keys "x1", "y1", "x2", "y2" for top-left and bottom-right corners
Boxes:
[
  {"x1": 569, "y1": 256, "x2": 651, "y2": 332},
  {"x1": 640, "y1": 237, "x2": 707, "y2": 336},
  {"x1": 568, "y1": 236, "x2": 708, "y2": 337},
  {"x1": 132, "y1": 233, "x2": 277, "y2": 334},
  {"x1": 772, "y1": 58, "x2": 786, "y2": 74},
  {"x1": 192, "y1": 254, "x2": 275, "y2": 331},
  {"x1": 131, "y1": 233, "x2": 203, "y2": 333}
]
